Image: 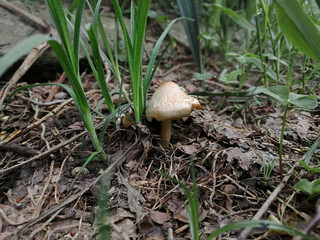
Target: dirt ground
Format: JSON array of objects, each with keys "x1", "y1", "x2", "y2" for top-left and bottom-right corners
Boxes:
[{"x1": 1, "y1": 2, "x2": 320, "y2": 240}]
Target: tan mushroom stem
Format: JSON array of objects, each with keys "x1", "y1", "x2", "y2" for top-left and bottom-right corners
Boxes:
[{"x1": 160, "y1": 120, "x2": 171, "y2": 148}]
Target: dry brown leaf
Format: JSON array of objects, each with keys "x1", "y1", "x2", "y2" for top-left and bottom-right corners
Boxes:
[
  {"x1": 150, "y1": 210, "x2": 171, "y2": 224},
  {"x1": 224, "y1": 148, "x2": 251, "y2": 171}
]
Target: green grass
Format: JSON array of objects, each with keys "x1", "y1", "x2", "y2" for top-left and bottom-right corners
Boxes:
[{"x1": 111, "y1": 0, "x2": 183, "y2": 122}]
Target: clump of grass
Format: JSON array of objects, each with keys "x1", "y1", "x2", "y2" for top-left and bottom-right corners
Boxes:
[
  {"x1": 111, "y1": 0, "x2": 183, "y2": 122},
  {"x1": 46, "y1": 0, "x2": 114, "y2": 162}
]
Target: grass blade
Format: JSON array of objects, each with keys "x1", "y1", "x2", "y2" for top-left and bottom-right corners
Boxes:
[
  {"x1": 143, "y1": 18, "x2": 184, "y2": 95},
  {"x1": 214, "y1": 3, "x2": 256, "y2": 32},
  {"x1": 275, "y1": 0, "x2": 320, "y2": 60},
  {"x1": 131, "y1": 0, "x2": 151, "y2": 122},
  {"x1": 47, "y1": 0, "x2": 76, "y2": 68},
  {"x1": 206, "y1": 220, "x2": 317, "y2": 240},
  {"x1": 111, "y1": 0, "x2": 150, "y2": 122},
  {"x1": 159, "y1": 157, "x2": 200, "y2": 240},
  {"x1": 73, "y1": 0, "x2": 86, "y2": 74},
  {"x1": 87, "y1": 26, "x2": 115, "y2": 112},
  {"x1": 177, "y1": 0, "x2": 202, "y2": 73}
]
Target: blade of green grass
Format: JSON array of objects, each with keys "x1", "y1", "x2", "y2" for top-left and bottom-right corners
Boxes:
[
  {"x1": 159, "y1": 157, "x2": 200, "y2": 240},
  {"x1": 73, "y1": 0, "x2": 86, "y2": 75},
  {"x1": 177, "y1": 0, "x2": 203, "y2": 74},
  {"x1": 206, "y1": 220, "x2": 317, "y2": 240},
  {"x1": 214, "y1": 3, "x2": 256, "y2": 32},
  {"x1": 68, "y1": 151, "x2": 100, "y2": 191},
  {"x1": 301, "y1": 137, "x2": 320, "y2": 174},
  {"x1": 47, "y1": 0, "x2": 76, "y2": 69},
  {"x1": 132, "y1": 0, "x2": 151, "y2": 122},
  {"x1": 111, "y1": 0, "x2": 150, "y2": 122},
  {"x1": 275, "y1": 0, "x2": 320, "y2": 60},
  {"x1": 87, "y1": 26, "x2": 115, "y2": 112},
  {"x1": 143, "y1": 18, "x2": 184, "y2": 95}
]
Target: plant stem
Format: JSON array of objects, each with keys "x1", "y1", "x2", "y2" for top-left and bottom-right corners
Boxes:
[
  {"x1": 279, "y1": 103, "x2": 289, "y2": 180},
  {"x1": 254, "y1": 0, "x2": 268, "y2": 87},
  {"x1": 301, "y1": 54, "x2": 307, "y2": 93}
]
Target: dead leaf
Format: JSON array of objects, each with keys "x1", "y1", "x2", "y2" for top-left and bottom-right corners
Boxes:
[
  {"x1": 224, "y1": 148, "x2": 251, "y2": 171},
  {"x1": 177, "y1": 143, "x2": 200, "y2": 155},
  {"x1": 118, "y1": 172, "x2": 147, "y2": 223},
  {"x1": 139, "y1": 215, "x2": 154, "y2": 235},
  {"x1": 150, "y1": 210, "x2": 171, "y2": 224}
]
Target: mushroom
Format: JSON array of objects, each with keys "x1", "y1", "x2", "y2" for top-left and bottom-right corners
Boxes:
[{"x1": 146, "y1": 81, "x2": 201, "y2": 148}]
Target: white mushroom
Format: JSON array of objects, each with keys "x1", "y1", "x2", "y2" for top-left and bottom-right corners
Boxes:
[{"x1": 146, "y1": 81, "x2": 201, "y2": 148}]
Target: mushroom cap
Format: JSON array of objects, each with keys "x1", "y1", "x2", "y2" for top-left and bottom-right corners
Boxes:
[{"x1": 146, "y1": 81, "x2": 201, "y2": 122}]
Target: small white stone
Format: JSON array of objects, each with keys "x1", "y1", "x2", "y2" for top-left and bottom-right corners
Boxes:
[{"x1": 71, "y1": 167, "x2": 90, "y2": 179}]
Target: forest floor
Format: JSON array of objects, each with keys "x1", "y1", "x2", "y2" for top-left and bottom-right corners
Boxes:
[{"x1": 0, "y1": 2, "x2": 320, "y2": 240}]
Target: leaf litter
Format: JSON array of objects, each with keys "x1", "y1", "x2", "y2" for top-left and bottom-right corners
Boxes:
[{"x1": 1, "y1": 59, "x2": 320, "y2": 240}]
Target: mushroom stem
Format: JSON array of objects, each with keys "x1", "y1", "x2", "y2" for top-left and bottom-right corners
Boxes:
[{"x1": 160, "y1": 120, "x2": 171, "y2": 148}]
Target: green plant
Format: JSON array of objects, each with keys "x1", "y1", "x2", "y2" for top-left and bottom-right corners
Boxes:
[
  {"x1": 177, "y1": 0, "x2": 203, "y2": 74},
  {"x1": 206, "y1": 219, "x2": 317, "y2": 240},
  {"x1": 263, "y1": 85, "x2": 318, "y2": 179},
  {"x1": 160, "y1": 157, "x2": 200, "y2": 239},
  {"x1": 263, "y1": 157, "x2": 275, "y2": 188},
  {"x1": 274, "y1": 0, "x2": 320, "y2": 61},
  {"x1": 45, "y1": 0, "x2": 114, "y2": 162},
  {"x1": 111, "y1": 0, "x2": 183, "y2": 123},
  {"x1": 86, "y1": 0, "x2": 130, "y2": 103},
  {"x1": 294, "y1": 179, "x2": 320, "y2": 196}
]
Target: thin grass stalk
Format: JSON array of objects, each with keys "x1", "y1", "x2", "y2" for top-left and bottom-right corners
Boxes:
[
  {"x1": 286, "y1": 47, "x2": 296, "y2": 86},
  {"x1": 190, "y1": 157, "x2": 199, "y2": 239},
  {"x1": 267, "y1": 22, "x2": 281, "y2": 84},
  {"x1": 111, "y1": 0, "x2": 150, "y2": 122},
  {"x1": 278, "y1": 103, "x2": 289, "y2": 180},
  {"x1": 47, "y1": 0, "x2": 76, "y2": 70},
  {"x1": 87, "y1": 26, "x2": 115, "y2": 112},
  {"x1": 143, "y1": 18, "x2": 184, "y2": 99},
  {"x1": 132, "y1": 0, "x2": 151, "y2": 121},
  {"x1": 301, "y1": 54, "x2": 308, "y2": 92},
  {"x1": 255, "y1": 0, "x2": 268, "y2": 87},
  {"x1": 87, "y1": 0, "x2": 130, "y2": 103},
  {"x1": 177, "y1": 0, "x2": 204, "y2": 89},
  {"x1": 73, "y1": 0, "x2": 85, "y2": 75}
]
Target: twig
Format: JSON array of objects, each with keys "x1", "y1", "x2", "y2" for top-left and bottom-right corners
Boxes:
[
  {"x1": 28, "y1": 208, "x2": 64, "y2": 239},
  {"x1": 237, "y1": 161, "x2": 299, "y2": 240},
  {"x1": 0, "y1": 142, "x2": 39, "y2": 156},
  {"x1": 54, "y1": 144, "x2": 80, "y2": 204},
  {"x1": 16, "y1": 94, "x2": 66, "y2": 106},
  {"x1": 0, "y1": 209, "x2": 30, "y2": 226},
  {"x1": 32, "y1": 161, "x2": 54, "y2": 219}
]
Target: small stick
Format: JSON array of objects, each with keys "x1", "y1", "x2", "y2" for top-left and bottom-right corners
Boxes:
[{"x1": 0, "y1": 142, "x2": 39, "y2": 156}]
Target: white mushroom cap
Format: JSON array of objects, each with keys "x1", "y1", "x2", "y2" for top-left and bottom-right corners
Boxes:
[{"x1": 146, "y1": 81, "x2": 201, "y2": 122}]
